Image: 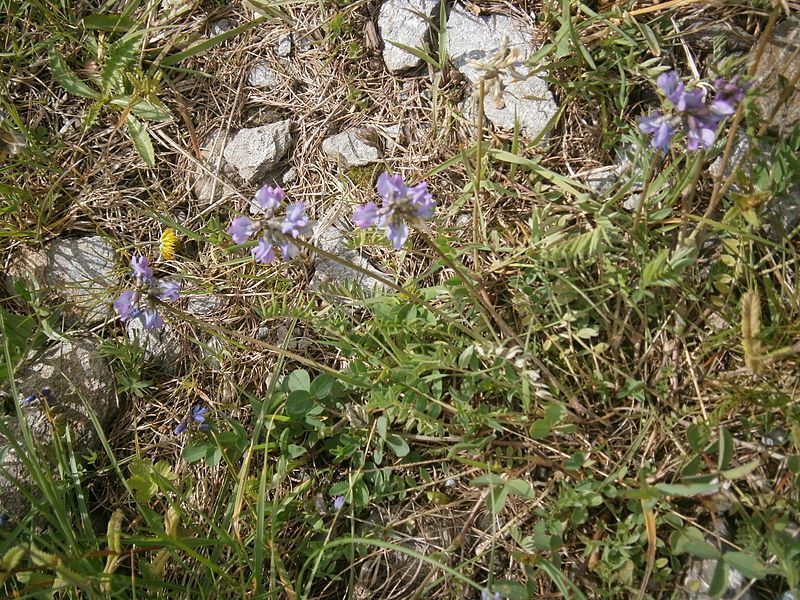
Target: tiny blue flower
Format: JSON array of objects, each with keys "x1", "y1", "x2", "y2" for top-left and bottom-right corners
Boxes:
[
  {"x1": 228, "y1": 216, "x2": 258, "y2": 245},
  {"x1": 173, "y1": 421, "x2": 188, "y2": 435},
  {"x1": 131, "y1": 255, "x2": 153, "y2": 282},
  {"x1": 251, "y1": 236, "x2": 276, "y2": 263},
  {"x1": 333, "y1": 496, "x2": 345, "y2": 511},
  {"x1": 253, "y1": 184, "x2": 285, "y2": 215}
]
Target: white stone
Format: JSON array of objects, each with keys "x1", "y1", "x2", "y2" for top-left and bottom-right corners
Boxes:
[
  {"x1": 445, "y1": 2, "x2": 557, "y2": 140},
  {"x1": 187, "y1": 295, "x2": 227, "y2": 316},
  {"x1": 42, "y1": 236, "x2": 116, "y2": 323},
  {"x1": 310, "y1": 224, "x2": 389, "y2": 296},
  {"x1": 209, "y1": 19, "x2": 234, "y2": 36},
  {"x1": 248, "y1": 62, "x2": 280, "y2": 87},
  {"x1": 276, "y1": 33, "x2": 292, "y2": 57},
  {"x1": 322, "y1": 130, "x2": 381, "y2": 168},
  {"x1": 126, "y1": 317, "x2": 181, "y2": 368},
  {"x1": 378, "y1": 0, "x2": 438, "y2": 72},
  {"x1": 223, "y1": 121, "x2": 292, "y2": 184}
]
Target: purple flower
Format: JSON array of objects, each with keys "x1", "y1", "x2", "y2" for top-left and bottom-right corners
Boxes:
[
  {"x1": 657, "y1": 71, "x2": 684, "y2": 106},
  {"x1": 130, "y1": 256, "x2": 153, "y2": 283},
  {"x1": 155, "y1": 280, "x2": 181, "y2": 302},
  {"x1": 173, "y1": 422, "x2": 188, "y2": 435},
  {"x1": 253, "y1": 185, "x2": 285, "y2": 215},
  {"x1": 353, "y1": 202, "x2": 379, "y2": 227},
  {"x1": 175, "y1": 405, "x2": 209, "y2": 435},
  {"x1": 113, "y1": 289, "x2": 139, "y2": 321},
  {"x1": 481, "y1": 589, "x2": 502, "y2": 600},
  {"x1": 710, "y1": 76, "x2": 746, "y2": 116},
  {"x1": 139, "y1": 309, "x2": 165, "y2": 330},
  {"x1": 228, "y1": 216, "x2": 258, "y2": 245},
  {"x1": 113, "y1": 256, "x2": 180, "y2": 330},
  {"x1": 333, "y1": 496, "x2": 345, "y2": 511},
  {"x1": 251, "y1": 237, "x2": 276, "y2": 263},
  {"x1": 353, "y1": 172, "x2": 436, "y2": 249},
  {"x1": 386, "y1": 218, "x2": 409, "y2": 249},
  {"x1": 638, "y1": 113, "x2": 674, "y2": 152},
  {"x1": 281, "y1": 202, "x2": 311, "y2": 238},
  {"x1": 279, "y1": 240, "x2": 300, "y2": 260},
  {"x1": 685, "y1": 114, "x2": 719, "y2": 151}
]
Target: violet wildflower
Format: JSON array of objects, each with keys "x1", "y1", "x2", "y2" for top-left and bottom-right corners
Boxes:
[
  {"x1": 113, "y1": 254, "x2": 181, "y2": 330},
  {"x1": 333, "y1": 496, "x2": 345, "y2": 511},
  {"x1": 228, "y1": 216, "x2": 258, "y2": 245},
  {"x1": 639, "y1": 70, "x2": 747, "y2": 152},
  {"x1": 131, "y1": 255, "x2": 153, "y2": 282},
  {"x1": 174, "y1": 405, "x2": 210, "y2": 435},
  {"x1": 228, "y1": 185, "x2": 312, "y2": 262},
  {"x1": 353, "y1": 171, "x2": 436, "y2": 249},
  {"x1": 481, "y1": 589, "x2": 502, "y2": 600}
]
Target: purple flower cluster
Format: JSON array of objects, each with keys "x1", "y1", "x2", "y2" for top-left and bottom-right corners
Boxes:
[
  {"x1": 113, "y1": 256, "x2": 181, "y2": 330},
  {"x1": 638, "y1": 71, "x2": 747, "y2": 152},
  {"x1": 227, "y1": 185, "x2": 312, "y2": 262},
  {"x1": 174, "y1": 405, "x2": 209, "y2": 435},
  {"x1": 353, "y1": 172, "x2": 435, "y2": 249}
]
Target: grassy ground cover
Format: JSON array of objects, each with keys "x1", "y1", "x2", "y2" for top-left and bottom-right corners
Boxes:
[{"x1": 1, "y1": 0, "x2": 799, "y2": 598}]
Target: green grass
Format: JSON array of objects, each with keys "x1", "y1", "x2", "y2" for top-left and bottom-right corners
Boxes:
[{"x1": 1, "y1": 0, "x2": 799, "y2": 599}]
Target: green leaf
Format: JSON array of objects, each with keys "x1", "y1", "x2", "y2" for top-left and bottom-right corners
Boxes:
[
  {"x1": 182, "y1": 443, "x2": 209, "y2": 463},
  {"x1": 125, "y1": 115, "x2": 155, "y2": 166},
  {"x1": 101, "y1": 33, "x2": 143, "y2": 94},
  {"x1": 506, "y1": 479, "x2": 535, "y2": 499},
  {"x1": 285, "y1": 390, "x2": 313, "y2": 419},
  {"x1": 683, "y1": 540, "x2": 722, "y2": 560},
  {"x1": 486, "y1": 485, "x2": 509, "y2": 514},
  {"x1": 708, "y1": 560, "x2": 727, "y2": 597},
  {"x1": 687, "y1": 423, "x2": 709, "y2": 452},
  {"x1": 470, "y1": 474, "x2": 505, "y2": 487},
  {"x1": 110, "y1": 96, "x2": 174, "y2": 122},
  {"x1": 384, "y1": 433, "x2": 409, "y2": 458},
  {"x1": 375, "y1": 415, "x2": 387, "y2": 440},
  {"x1": 287, "y1": 369, "x2": 311, "y2": 392},
  {"x1": 655, "y1": 482, "x2": 719, "y2": 497},
  {"x1": 564, "y1": 451, "x2": 587, "y2": 470},
  {"x1": 722, "y1": 552, "x2": 772, "y2": 579},
  {"x1": 720, "y1": 459, "x2": 760, "y2": 480},
  {"x1": 787, "y1": 455, "x2": 800, "y2": 474},
  {"x1": 491, "y1": 580, "x2": 528, "y2": 600},
  {"x1": 49, "y1": 48, "x2": 97, "y2": 99},
  {"x1": 310, "y1": 374, "x2": 334, "y2": 399},
  {"x1": 329, "y1": 481, "x2": 349, "y2": 496},
  {"x1": 82, "y1": 13, "x2": 137, "y2": 31},
  {"x1": 718, "y1": 428, "x2": 734, "y2": 471}
]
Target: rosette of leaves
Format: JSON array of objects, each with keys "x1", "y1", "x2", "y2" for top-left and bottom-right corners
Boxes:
[{"x1": 49, "y1": 22, "x2": 173, "y2": 166}]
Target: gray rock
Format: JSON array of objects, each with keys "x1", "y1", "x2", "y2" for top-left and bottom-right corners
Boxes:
[
  {"x1": 126, "y1": 317, "x2": 181, "y2": 368},
  {"x1": 710, "y1": 135, "x2": 800, "y2": 241},
  {"x1": 44, "y1": 237, "x2": 117, "y2": 323},
  {"x1": 191, "y1": 129, "x2": 237, "y2": 204},
  {"x1": 749, "y1": 16, "x2": 800, "y2": 135},
  {"x1": 223, "y1": 121, "x2": 292, "y2": 184},
  {"x1": 209, "y1": 18, "x2": 234, "y2": 36},
  {"x1": 281, "y1": 166, "x2": 297, "y2": 185},
  {"x1": 322, "y1": 129, "x2": 381, "y2": 168},
  {"x1": 7, "y1": 236, "x2": 117, "y2": 324},
  {"x1": 276, "y1": 33, "x2": 292, "y2": 57},
  {"x1": 378, "y1": 0, "x2": 439, "y2": 72},
  {"x1": 0, "y1": 338, "x2": 118, "y2": 521},
  {"x1": 445, "y1": 2, "x2": 557, "y2": 140},
  {"x1": 186, "y1": 295, "x2": 227, "y2": 317},
  {"x1": 311, "y1": 224, "x2": 389, "y2": 296},
  {"x1": 248, "y1": 62, "x2": 280, "y2": 87},
  {"x1": 682, "y1": 521, "x2": 756, "y2": 600}
]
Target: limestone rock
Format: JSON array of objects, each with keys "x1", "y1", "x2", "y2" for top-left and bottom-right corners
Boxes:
[
  {"x1": 378, "y1": 0, "x2": 439, "y2": 72},
  {"x1": 223, "y1": 121, "x2": 292, "y2": 184},
  {"x1": 276, "y1": 33, "x2": 292, "y2": 57},
  {"x1": 191, "y1": 129, "x2": 237, "y2": 204},
  {"x1": 7, "y1": 236, "x2": 117, "y2": 324},
  {"x1": 248, "y1": 62, "x2": 280, "y2": 87},
  {"x1": 310, "y1": 224, "x2": 389, "y2": 296},
  {"x1": 445, "y1": 2, "x2": 557, "y2": 139},
  {"x1": 209, "y1": 18, "x2": 234, "y2": 36},
  {"x1": 127, "y1": 317, "x2": 181, "y2": 368},
  {"x1": 0, "y1": 338, "x2": 118, "y2": 521},
  {"x1": 322, "y1": 129, "x2": 381, "y2": 168},
  {"x1": 186, "y1": 294, "x2": 227, "y2": 317},
  {"x1": 749, "y1": 16, "x2": 800, "y2": 135}
]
